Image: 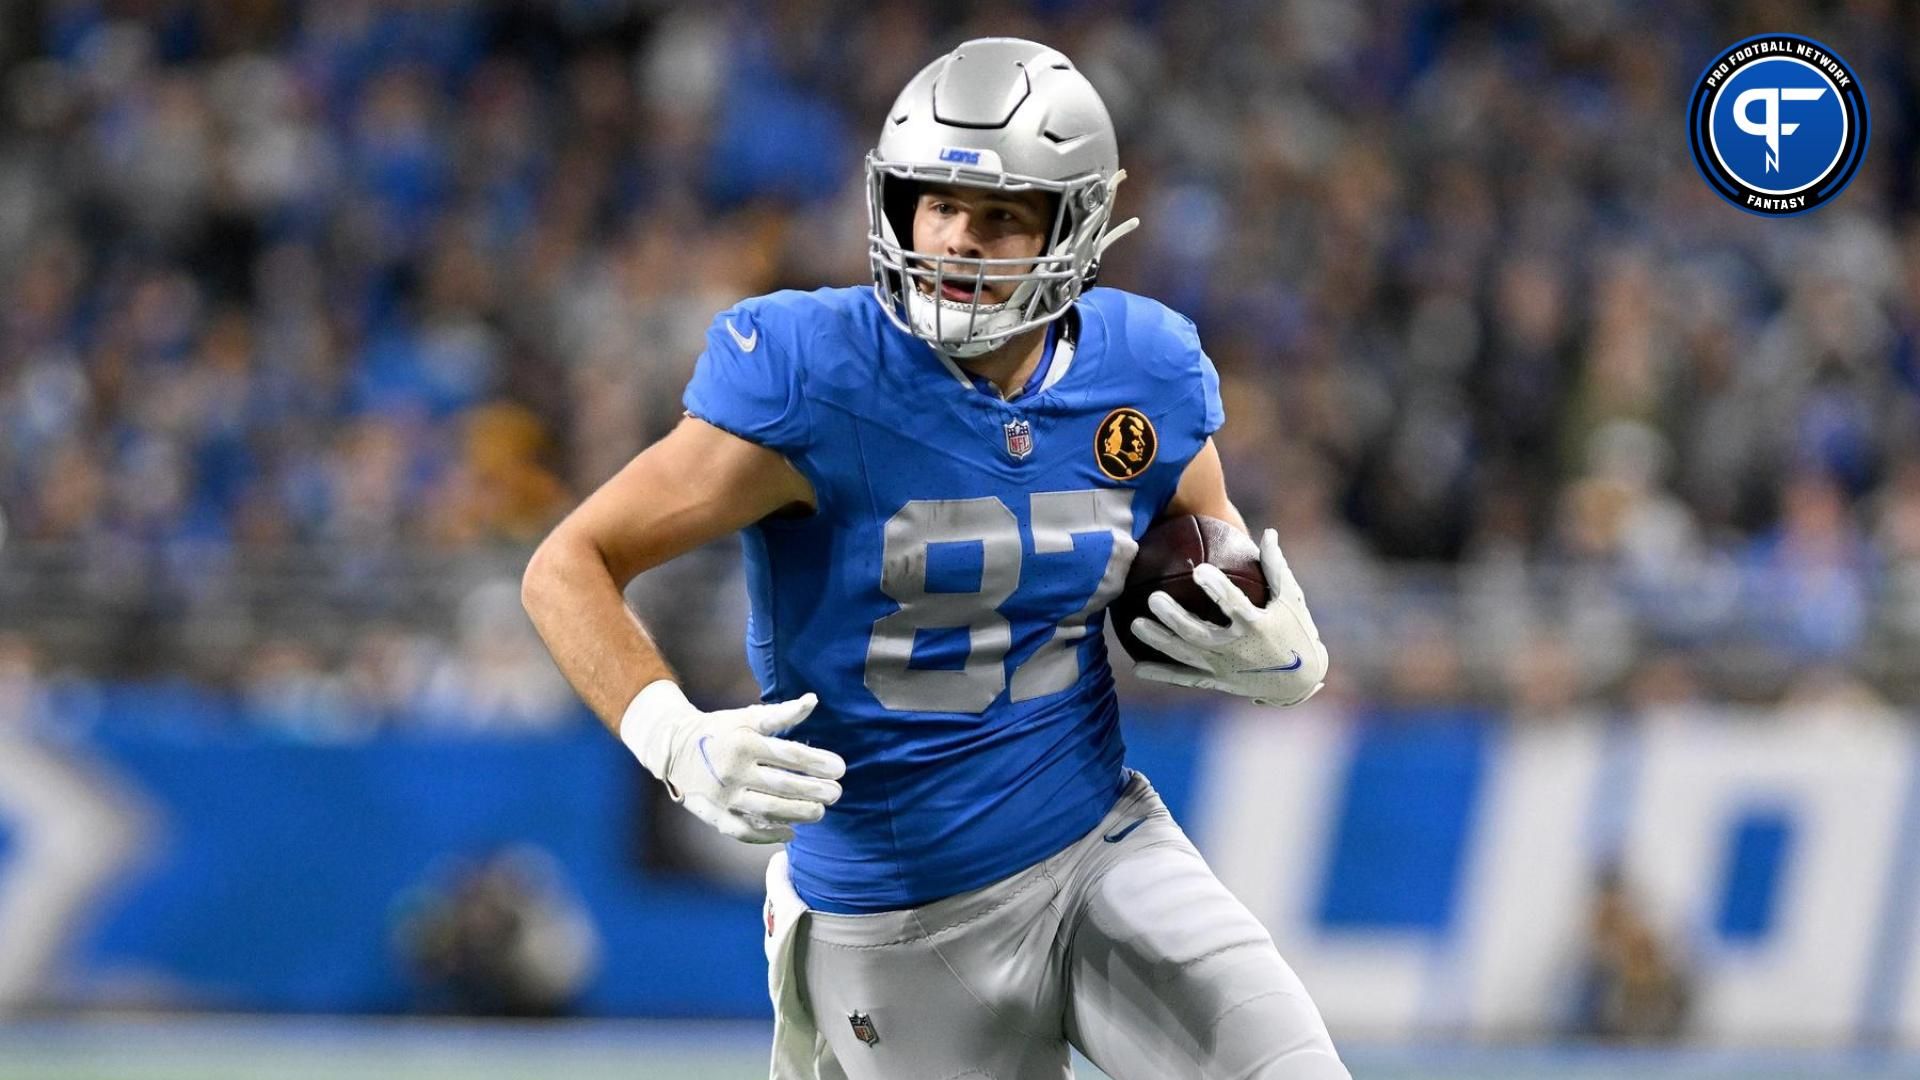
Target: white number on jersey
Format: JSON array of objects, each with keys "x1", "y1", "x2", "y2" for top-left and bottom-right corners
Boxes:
[{"x1": 864, "y1": 489, "x2": 1136, "y2": 713}]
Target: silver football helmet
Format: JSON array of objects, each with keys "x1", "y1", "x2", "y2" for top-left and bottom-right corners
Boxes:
[{"x1": 867, "y1": 38, "x2": 1139, "y2": 358}]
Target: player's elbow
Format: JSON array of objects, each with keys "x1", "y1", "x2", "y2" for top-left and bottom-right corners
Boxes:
[
  {"x1": 521, "y1": 523, "x2": 597, "y2": 627},
  {"x1": 520, "y1": 535, "x2": 559, "y2": 626}
]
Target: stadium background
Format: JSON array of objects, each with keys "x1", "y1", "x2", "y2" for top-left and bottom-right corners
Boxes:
[{"x1": 3, "y1": 0, "x2": 1920, "y2": 1076}]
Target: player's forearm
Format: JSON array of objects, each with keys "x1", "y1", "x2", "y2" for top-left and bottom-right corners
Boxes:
[{"x1": 521, "y1": 530, "x2": 676, "y2": 734}]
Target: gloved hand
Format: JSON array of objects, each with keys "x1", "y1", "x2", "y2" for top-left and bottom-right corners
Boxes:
[
  {"x1": 620, "y1": 682, "x2": 846, "y2": 843},
  {"x1": 1129, "y1": 528, "x2": 1329, "y2": 707}
]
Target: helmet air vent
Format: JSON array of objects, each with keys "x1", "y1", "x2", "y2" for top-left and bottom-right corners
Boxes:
[{"x1": 930, "y1": 41, "x2": 1036, "y2": 128}]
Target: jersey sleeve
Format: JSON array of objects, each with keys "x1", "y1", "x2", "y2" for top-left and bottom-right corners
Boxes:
[
  {"x1": 1173, "y1": 312, "x2": 1226, "y2": 443},
  {"x1": 1192, "y1": 323, "x2": 1226, "y2": 440},
  {"x1": 682, "y1": 301, "x2": 811, "y2": 457}
]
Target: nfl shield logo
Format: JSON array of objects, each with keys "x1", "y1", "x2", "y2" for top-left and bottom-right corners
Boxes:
[
  {"x1": 848, "y1": 1011, "x2": 880, "y2": 1047},
  {"x1": 1004, "y1": 418, "x2": 1034, "y2": 460}
]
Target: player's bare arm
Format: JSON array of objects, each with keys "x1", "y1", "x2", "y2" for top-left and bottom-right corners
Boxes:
[
  {"x1": 522, "y1": 415, "x2": 811, "y2": 725},
  {"x1": 1160, "y1": 437, "x2": 1248, "y2": 532},
  {"x1": 522, "y1": 417, "x2": 843, "y2": 844}
]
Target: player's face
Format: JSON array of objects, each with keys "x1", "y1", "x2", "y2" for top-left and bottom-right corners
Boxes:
[{"x1": 911, "y1": 184, "x2": 1053, "y2": 305}]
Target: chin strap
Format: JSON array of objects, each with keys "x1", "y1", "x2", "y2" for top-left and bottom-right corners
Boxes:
[{"x1": 932, "y1": 332, "x2": 1007, "y2": 361}]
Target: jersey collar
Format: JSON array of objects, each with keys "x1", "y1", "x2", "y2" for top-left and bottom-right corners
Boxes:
[{"x1": 932, "y1": 311, "x2": 1079, "y2": 403}]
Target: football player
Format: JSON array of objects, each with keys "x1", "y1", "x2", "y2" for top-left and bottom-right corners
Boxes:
[{"x1": 523, "y1": 37, "x2": 1344, "y2": 1080}]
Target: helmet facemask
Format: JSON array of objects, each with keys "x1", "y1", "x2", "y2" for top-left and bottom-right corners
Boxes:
[{"x1": 867, "y1": 155, "x2": 1138, "y2": 359}]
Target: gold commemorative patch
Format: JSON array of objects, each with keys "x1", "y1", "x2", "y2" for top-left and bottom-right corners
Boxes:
[{"x1": 1095, "y1": 407, "x2": 1156, "y2": 481}]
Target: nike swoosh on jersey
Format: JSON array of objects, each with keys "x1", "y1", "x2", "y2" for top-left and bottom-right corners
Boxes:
[
  {"x1": 1237, "y1": 654, "x2": 1304, "y2": 674},
  {"x1": 725, "y1": 318, "x2": 758, "y2": 352},
  {"x1": 1103, "y1": 818, "x2": 1148, "y2": 843}
]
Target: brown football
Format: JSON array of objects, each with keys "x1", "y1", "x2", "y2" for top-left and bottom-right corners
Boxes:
[{"x1": 1111, "y1": 514, "x2": 1268, "y2": 664}]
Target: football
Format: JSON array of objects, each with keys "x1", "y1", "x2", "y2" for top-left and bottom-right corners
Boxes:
[{"x1": 1111, "y1": 514, "x2": 1269, "y2": 664}]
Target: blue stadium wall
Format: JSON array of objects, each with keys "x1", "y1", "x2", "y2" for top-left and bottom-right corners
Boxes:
[{"x1": 6, "y1": 691, "x2": 1919, "y2": 1046}]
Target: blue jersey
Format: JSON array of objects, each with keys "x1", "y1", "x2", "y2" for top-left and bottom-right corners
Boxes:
[{"x1": 682, "y1": 286, "x2": 1223, "y2": 912}]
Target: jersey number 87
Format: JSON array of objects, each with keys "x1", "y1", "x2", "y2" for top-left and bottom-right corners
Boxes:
[{"x1": 865, "y1": 489, "x2": 1137, "y2": 713}]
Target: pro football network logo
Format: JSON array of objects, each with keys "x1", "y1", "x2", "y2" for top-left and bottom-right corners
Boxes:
[
  {"x1": 1095, "y1": 407, "x2": 1156, "y2": 480},
  {"x1": 1688, "y1": 34, "x2": 1868, "y2": 216}
]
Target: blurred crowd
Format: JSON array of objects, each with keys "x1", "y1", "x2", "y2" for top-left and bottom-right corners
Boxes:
[{"x1": 2, "y1": 0, "x2": 1920, "y2": 721}]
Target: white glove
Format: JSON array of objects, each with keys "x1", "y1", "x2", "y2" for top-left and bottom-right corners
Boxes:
[
  {"x1": 619, "y1": 681, "x2": 846, "y2": 843},
  {"x1": 1130, "y1": 528, "x2": 1329, "y2": 707}
]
